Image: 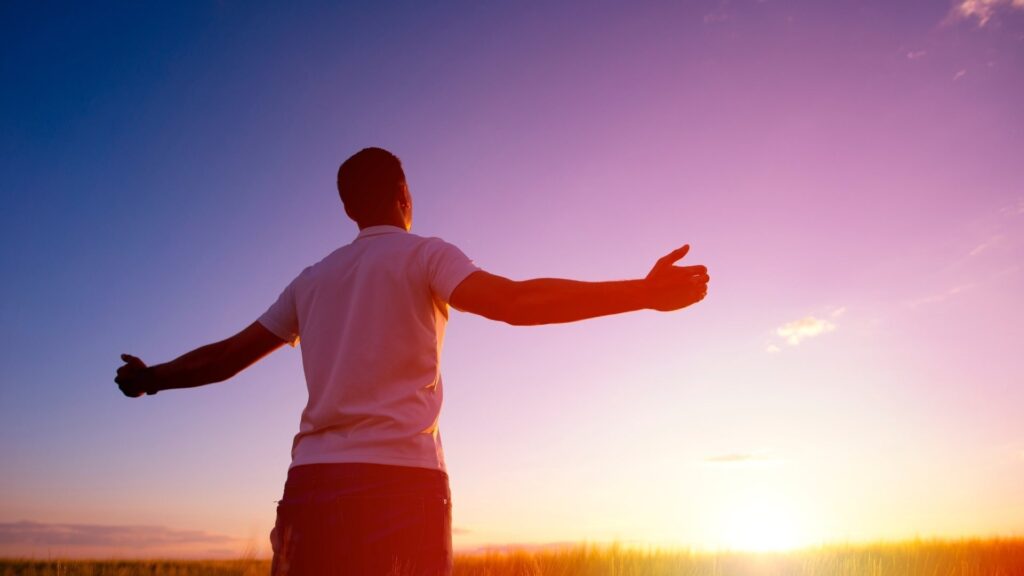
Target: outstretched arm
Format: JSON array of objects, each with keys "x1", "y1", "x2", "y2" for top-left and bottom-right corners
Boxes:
[
  {"x1": 449, "y1": 245, "x2": 710, "y2": 326},
  {"x1": 115, "y1": 321, "x2": 287, "y2": 398}
]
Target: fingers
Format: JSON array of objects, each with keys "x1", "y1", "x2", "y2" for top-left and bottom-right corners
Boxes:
[
  {"x1": 676, "y1": 264, "x2": 707, "y2": 276},
  {"x1": 115, "y1": 375, "x2": 143, "y2": 398},
  {"x1": 650, "y1": 268, "x2": 710, "y2": 288},
  {"x1": 688, "y1": 273, "x2": 710, "y2": 300},
  {"x1": 116, "y1": 360, "x2": 142, "y2": 377},
  {"x1": 660, "y1": 266, "x2": 708, "y2": 283},
  {"x1": 117, "y1": 354, "x2": 147, "y2": 398},
  {"x1": 646, "y1": 245, "x2": 711, "y2": 310}
]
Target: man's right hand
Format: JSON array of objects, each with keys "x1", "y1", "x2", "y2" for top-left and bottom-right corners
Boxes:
[{"x1": 643, "y1": 245, "x2": 709, "y2": 311}]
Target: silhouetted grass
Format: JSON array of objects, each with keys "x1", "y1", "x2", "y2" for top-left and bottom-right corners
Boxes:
[
  {"x1": 3, "y1": 538, "x2": 1024, "y2": 575},
  {"x1": 0, "y1": 559, "x2": 265, "y2": 576}
]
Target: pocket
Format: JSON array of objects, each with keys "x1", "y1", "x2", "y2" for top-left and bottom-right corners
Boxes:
[
  {"x1": 270, "y1": 499, "x2": 308, "y2": 576},
  {"x1": 442, "y1": 497, "x2": 453, "y2": 563},
  {"x1": 421, "y1": 496, "x2": 453, "y2": 573}
]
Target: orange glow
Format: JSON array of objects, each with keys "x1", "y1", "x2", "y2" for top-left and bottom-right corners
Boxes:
[{"x1": 711, "y1": 491, "x2": 810, "y2": 552}]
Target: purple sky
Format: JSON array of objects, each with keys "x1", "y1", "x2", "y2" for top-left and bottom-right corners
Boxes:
[{"x1": 1, "y1": 0, "x2": 1023, "y2": 557}]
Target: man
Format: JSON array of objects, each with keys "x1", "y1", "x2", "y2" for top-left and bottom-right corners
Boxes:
[{"x1": 115, "y1": 147, "x2": 710, "y2": 575}]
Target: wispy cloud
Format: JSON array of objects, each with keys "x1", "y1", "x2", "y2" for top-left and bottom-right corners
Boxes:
[
  {"x1": 468, "y1": 541, "x2": 580, "y2": 554},
  {"x1": 995, "y1": 264, "x2": 1022, "y2": 278},
  {"x1": 968, "y1": 235, "x2": 1004, "y2": 256},
  {"x1": 703, "y1": 0, "x2": 733, "y2": 23},
  {"x1": 908, "y1": 284, "x2": 974, "y2": 308},
  {"x1": 775, "y1": 315, "x2": 837, "y2": 346},
  {"x1": 950, "y1": 0, "x2": 1024, "y2": 26},
  {"x1": 953, "y1": 69, "x2": 968, "y2": 81},
  {"x1": 999, "y1": 198, "x2": 1024, "y2": 216},
  {"x1": 704, "y1": 452, "x2": 780, "y2": 466},
  {"x1": 906, "y1": 50, "x2": 927, "y2": 60},
  {"x1": 0, "y1": 521, "x2": 235, "y2": 549},
  {"x1": 703, "y1": 10, "x2": 732, "y2": 23}
]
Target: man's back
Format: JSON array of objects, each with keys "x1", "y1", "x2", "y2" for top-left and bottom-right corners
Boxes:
[
  {"x1": 115, "y1": 147, "x2": 708, "y2": 576},
  {"x1": 258, "y1": 225, "x2": 479, "y2": 471}
]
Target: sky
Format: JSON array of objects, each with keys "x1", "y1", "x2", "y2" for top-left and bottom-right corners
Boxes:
[{"x1": 2, "y1": 0, "x2": 1023, "y2": 559}]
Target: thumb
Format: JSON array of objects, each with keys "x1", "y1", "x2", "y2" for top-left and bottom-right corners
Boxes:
[
  {"x1": 659, "y1": 244, "x2": 690, "y2": 267},
  {"x1": 121, "y1": 354, "x2": 145, "y2": 368}
]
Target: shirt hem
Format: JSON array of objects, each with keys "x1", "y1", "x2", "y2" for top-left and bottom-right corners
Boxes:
[{"x1": 289, "y1": 453, "x2": 446, "y2": 473}]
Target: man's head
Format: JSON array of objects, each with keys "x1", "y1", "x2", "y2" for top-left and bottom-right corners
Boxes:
[{"x1": 337, "y1": 147, "x2": 412, "y2": 230}]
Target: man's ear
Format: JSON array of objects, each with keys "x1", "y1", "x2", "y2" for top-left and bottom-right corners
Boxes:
[
  {"x1": 397, "y1": 181, "x2": 410, "y2": 208},
  {"x1": 343, "y1": 202, "x2": 361, "y2": 224}
]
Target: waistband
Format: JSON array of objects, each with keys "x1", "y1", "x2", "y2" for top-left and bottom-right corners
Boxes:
[{"x1": 282, "y1": 462, "x2": 450, "y2": 501}]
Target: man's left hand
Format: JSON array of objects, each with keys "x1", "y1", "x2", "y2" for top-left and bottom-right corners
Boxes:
[{"x1": 115, "y1": 354, "x2": 159, "y2": 398}]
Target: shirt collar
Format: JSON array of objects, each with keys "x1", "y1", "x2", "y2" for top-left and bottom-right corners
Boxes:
[{"x1": 355, "y1": 225, "x2": 408, "y2": 240}]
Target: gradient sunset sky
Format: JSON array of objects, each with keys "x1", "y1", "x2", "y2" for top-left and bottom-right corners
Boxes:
[{"x1": 2, "y1": 0, "x2": 1023, "y2": 559}]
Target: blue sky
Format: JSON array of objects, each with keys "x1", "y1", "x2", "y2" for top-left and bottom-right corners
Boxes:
[{"x1": 2, "y1": 0, "x2": 1024, "y2": 557}]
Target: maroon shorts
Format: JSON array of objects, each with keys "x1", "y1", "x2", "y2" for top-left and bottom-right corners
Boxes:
[{"x1": 270, "y1": 463, "x2": 452, "y2": 576}]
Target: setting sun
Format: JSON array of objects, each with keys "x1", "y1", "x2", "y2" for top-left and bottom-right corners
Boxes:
[{"x1": 713, "y1": 493, "x2": 809, "y2": 553}]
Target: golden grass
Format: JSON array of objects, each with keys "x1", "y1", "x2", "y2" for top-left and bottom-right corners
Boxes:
[
  {"x1": 456, "y1": 539, "x2": 1024, "y2": 575},
  {"x1": 3, "y1": 538, "x2": 1024, "y2": 575}
]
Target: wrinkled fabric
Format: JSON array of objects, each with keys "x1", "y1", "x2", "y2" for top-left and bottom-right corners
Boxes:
[
  {"x1": 271, "y1": 463, "x2": 452, "y2": 576},
  {"x1": 258, "y1": 225, "x2": 480, "y2": 471}
]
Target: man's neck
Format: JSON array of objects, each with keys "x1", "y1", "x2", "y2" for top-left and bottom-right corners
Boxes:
[{"x1": 358, "y1": 219, "x2": 408, "y2": 231}]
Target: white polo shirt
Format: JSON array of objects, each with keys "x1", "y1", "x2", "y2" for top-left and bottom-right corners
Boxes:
[{"x1": 257, "y1": 225, "x2": 480, "y2": 472}]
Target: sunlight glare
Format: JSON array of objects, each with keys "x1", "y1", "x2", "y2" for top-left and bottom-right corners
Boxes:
[{"x1": 714, "y1": 492, "x2": 807, "y2": 552}]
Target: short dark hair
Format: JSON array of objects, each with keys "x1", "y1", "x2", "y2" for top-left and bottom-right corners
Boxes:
[{"x1": 336, "y1": 147, "x2": 406, "y2": 222}]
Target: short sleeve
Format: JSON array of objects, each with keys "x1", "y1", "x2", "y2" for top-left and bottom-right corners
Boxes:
[
  {"x1": 257, "y1": 279, "x2": 300, "y2": 347},
  {"x1": 423, "y1": 238, "x2": 480, "y2": 304}
]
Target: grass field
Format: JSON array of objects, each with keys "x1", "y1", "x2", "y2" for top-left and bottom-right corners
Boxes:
[{"x1": 3, "y1": 538, "x2": 1024, "y2": 575}]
